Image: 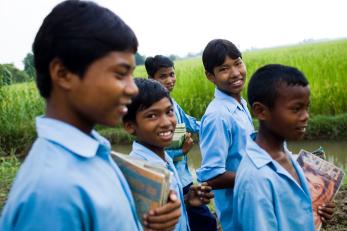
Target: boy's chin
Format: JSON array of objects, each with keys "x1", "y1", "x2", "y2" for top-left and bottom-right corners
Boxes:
[
  {"x1": 101, "y1": 118, "x2": 123, "y2": 127},
  {"x1": 287, "y1": 133, "x2": 305, "y2": 141}
]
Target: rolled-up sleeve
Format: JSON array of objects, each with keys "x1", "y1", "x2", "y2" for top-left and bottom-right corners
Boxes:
[{"x1": 197, "y1": 112, "x2": 231, "y2": 182}]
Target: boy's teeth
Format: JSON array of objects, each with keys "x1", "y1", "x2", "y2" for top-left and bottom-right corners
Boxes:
[{"x1": 159, "y1": 131, "x2": 171, "y2": 136}]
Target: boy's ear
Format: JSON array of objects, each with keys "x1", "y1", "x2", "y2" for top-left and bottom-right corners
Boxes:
[
  {"x1": 252, "y1": 102, "x2": 269, "y2": 121},
  {"x1": 49, "y1": 58, "x2": 78, "y2": 91},
  {"x1": 205, "y1": 71, "x2": 215, "y2": 84},
  {"x1": 123, "y1": 121, "x2": 136, "y2": 135}
]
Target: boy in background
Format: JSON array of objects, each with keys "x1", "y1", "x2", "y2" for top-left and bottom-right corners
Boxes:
[
  {"x1": 123, "y1": 78, "x2": 214, "y2": 231},
  {"x1": 232, "y1": 64, "x2": 335, "y2": 231},
  {"x1": 196, "y1": 39, "x2": 255, "y2": 231},
  {"x1": 0, "y1": 1, "x2": 180, "y2": 230},
  {"x1": 145, "y1": 55, "x2": 217, "y2": 231}
]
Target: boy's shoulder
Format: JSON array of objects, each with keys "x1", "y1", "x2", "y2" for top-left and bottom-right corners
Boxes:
[
  {"x1": 15, "y1": 137, "x2": 91, "y2": 189},
  {"x1": 236, "y1": 141, "x2": 276, "y2": 185}
]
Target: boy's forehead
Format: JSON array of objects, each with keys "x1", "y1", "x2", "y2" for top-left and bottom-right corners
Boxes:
[
  {"x1": 220, "y1": 56, "x2": 242, "y2": 66},
  {"x1": 106, "y1": 51, "x2": 136, "y2": 69},
  {"x1": 275, "y1": 83, "x2": 310, "y2": 103},
  {"x1": 158, "y1": 67, "x2": 174, "y2": 73},
  {"x1": 141, "y1": 97, "x2": 172, "y2": 112}
]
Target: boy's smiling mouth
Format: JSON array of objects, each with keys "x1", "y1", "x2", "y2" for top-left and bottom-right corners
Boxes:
[
  {"x1": 230, "y1": 78, "x2": 244, "y2": 87},
  {"x1": 296, "y1": 125, "x2": 307, "y2": 133},
  {"x1": 158, "y1": 130, "x2": 174, "y2": 140}
]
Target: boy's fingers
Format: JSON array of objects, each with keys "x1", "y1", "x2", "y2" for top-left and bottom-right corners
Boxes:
[
  {"x1": 145, "y1": 206, "x2": 181, "y2": 223},
  {"x1": 202, "y1": 191, "x2": 214, "y2": 199},
  {"x1": 145, "y1": 217, "x2": 178, "y2": 231},
  {"x1": 319, "y1": 205, "x2": 335, "y2": 214},
  {"x1": 200, "y1": 182, "x2": 209, "y2": 186},
  {"x1": 323, "y1": 202, "x2": 336, "y2": 208},
  {"x1": 152, "y1": 199, "x2": 181, "y2": 216}
]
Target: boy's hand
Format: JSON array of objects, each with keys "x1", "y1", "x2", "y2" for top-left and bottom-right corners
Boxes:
[
  {"x1": 185, "y1": 182, "x2": 214, "y2": 207},
  {"x1": 318, "y1": 201, "x2": 336, "y2": 223},
  {"x1": 143, "y1": 191, "x2": 181, "y2": 231},
  {"x1": 182, "y1": 132, "x2": 193, "y2": 154}
]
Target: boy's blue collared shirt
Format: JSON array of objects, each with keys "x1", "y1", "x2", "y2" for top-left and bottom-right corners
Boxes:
[
  {"x1": 0, "y1": 117, "x2": 142, "y2": 231},
  {"x1": 130, "y1": 141, "x2": 190, "y2": 231},
  {"x1": 166, "y1": 98, "x2": 200, "y2": 187},
  {"x1": 232, "y1": 140, "x2": 315, "y2": 231},
  {"x1": 196, "y1": 88, "x2": 254, "y2": 231}
]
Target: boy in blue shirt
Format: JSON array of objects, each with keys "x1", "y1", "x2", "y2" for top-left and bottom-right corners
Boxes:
[
  {"x1": 145, "y1": 55, "x2": 217, "y2": 231},
  {"x1": 123, "y1": 78, "x2": 214, "y2": 231},
  {"x1": 0, "y1": 1, "x2": 181, "y2": 230},
  {"x1": 196, "y1": 39, "x2": 255, "y2": 231},
  {"x1": 232, "y1": 64, "x2": 335, "y2": 231}
]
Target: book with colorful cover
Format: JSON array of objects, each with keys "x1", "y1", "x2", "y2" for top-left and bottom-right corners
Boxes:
[
  {"x1": 297, "y1": 149, "x2": 345, "y2": 231},
  {"x1": 111, "y1": 151, "x2": 172, "y2": 225}
]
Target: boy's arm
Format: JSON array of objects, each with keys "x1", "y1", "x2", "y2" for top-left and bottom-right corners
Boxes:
[
  {"x1": 175, "y1": 103, "x2": 200, "y2": 133},
  {"x1": 166, "y1": 148, "x2": 185, "y2": 159},
  {"x1": 205, "y1": 171, "x2": 236, "y2": 189},
  {"x1": 196, "y1": 113, "x2": 232, "y2": 189},
  {"x1": 233, "y1": 178, "x2": 278, "y2": 231}
]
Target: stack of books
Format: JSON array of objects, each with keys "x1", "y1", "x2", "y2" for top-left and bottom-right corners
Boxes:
[
  {"x1": 169, "y1": 123, "x2": 186, "y2": 149},
  {"x1": 111, "y1": 151, "x2": 172, "y2": 226}
]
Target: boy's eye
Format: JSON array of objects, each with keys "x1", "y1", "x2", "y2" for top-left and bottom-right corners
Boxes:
[
  {"x1": 291, "y1": 107, "x2": 300, "y2": 113},
  {"x1": 169, "y1": 72, "x2": 175, "y2": 77},
  {"x1": 115, "y1": 72, "x2": 128, "y2": 80},
  {"x1": 146, "y1": 113, "x2": 157, "y2": 119},
  {"x1": 167, "y1": 108, "x2": 174, "y2": 116}
]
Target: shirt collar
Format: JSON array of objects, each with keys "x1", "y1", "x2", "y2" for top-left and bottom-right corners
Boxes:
[
  {"x1": 131, "y1": 141, "x2": 171, "y2": 165},
  {"x1": 247, "y1": 134, "x2": 293, "y2": 170},
  {"x1": 36, "y1": 116, "x2": 110, "y2": 158},
  {"x1": 214, "y1": 88, "x2": 248, "y2": 113}
]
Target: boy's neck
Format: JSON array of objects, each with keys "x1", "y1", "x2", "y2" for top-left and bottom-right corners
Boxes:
[
  {"x1": 46, "y1": 100, "x2": 94, "y2": 134},
  {"x1": 137, "y1": 140, "x2": 166, "y2": 161},
  {"x1": 256, "y1": 124, "x2": 286, "y2": 161},
  {"x1": 218, "y1": 88, "x2": 241, "y2": 103}
]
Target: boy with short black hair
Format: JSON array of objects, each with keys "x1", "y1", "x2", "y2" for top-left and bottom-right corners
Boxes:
[
  {"x1": 0, "y1": 1, "x2": 180, "y2": 230},
  {"x1": 232, "y1": 64, "x2": 334, "y2": 230},
  {"x1": 123, "y1": 78, "x2": 214, "y2": 231},
  {"x1": 145, "y1": 55, "x2": 217, "y2": 231},
  {"x1": 196, "y1": 39, "x2": 255, "y2": 231}
]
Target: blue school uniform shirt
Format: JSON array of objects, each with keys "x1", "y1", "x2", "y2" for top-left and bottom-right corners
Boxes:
[
  {"x1": 166, "y1": 98, "x2": 200, "y2": 188},
  {"x1": 130, "y1": 141, "x2": 190, "y2": 231},
  {"x1": 196, "y1": 88, "x2": 254, "y2": 231},
  {"x1": 232, "y1": 139, "x2": 315, "y2": 231},
  {"x1": 0, "y1": 117, "x2": 142, "y2": 231}
]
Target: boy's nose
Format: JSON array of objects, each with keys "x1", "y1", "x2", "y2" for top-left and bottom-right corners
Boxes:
[
  {"x1": 125, "y1": 77, "x2": 139, "y2": 97},
  {"x1": 160, "y1": 114, "x2": 176, "y2": 127},
  {"x1": 230, "y1": 66, "x2": 241, "y2": 77},
  {"x1": 301, "y1": 109, "x2": 309, "y2": 122}
]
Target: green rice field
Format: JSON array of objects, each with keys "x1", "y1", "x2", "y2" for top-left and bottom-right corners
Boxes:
[{"x1": 1, "y1": 39, "x2": 347, "y2": 154}]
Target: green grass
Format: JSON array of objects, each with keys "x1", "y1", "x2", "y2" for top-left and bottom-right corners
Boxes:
[
  {"x1": 1, "y1": 39, "x2": 347, "y2": 155},
  {"x1": 155, "y1": 39, "x2": 347, "y2": 118},
  {"x1": 0, "y1": 152, "x2": 20, "y2": 209}
]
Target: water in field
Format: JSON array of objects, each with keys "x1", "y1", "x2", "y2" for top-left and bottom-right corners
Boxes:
[{"x1": 112, "y1": 140, "x2": 347, "y2": 184}]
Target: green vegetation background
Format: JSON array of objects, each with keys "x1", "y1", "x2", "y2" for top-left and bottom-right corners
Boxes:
[{"x1": 1, "y1": 40, "x2": 347, "y2": 156}]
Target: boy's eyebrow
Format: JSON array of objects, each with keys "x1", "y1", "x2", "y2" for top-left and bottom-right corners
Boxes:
[
  {"x1": 113, "y1": 62, "x2": 136, "y2": 71},
  {"x1": 143, "y1": 105, "x2": 173, "y2": 114}
]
